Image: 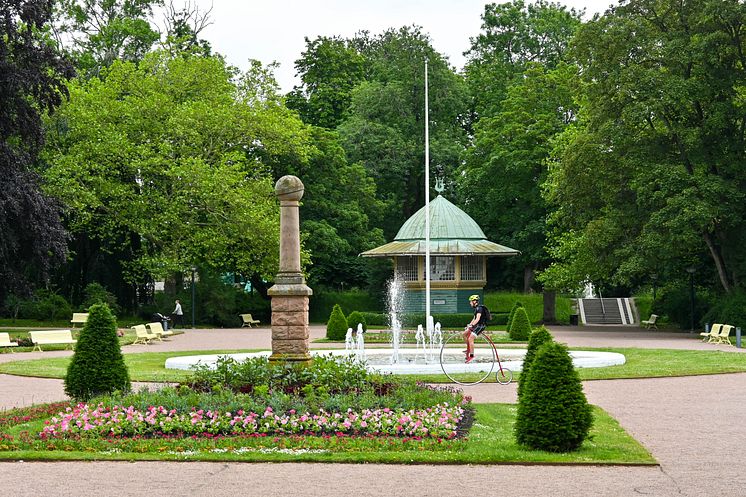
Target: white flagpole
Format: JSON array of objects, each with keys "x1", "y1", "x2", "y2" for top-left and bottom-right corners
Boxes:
[{"x1": 424, "y1": 59, "x2": 431, "y2": 329}]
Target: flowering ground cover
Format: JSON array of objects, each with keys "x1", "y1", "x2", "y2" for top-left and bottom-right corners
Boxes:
[
  {"x1": 40, "y1": 402, "x2": 465, "y2": 439},
  {"x1": 0, "y1": 402, "x2": 654, "y2": 464}
]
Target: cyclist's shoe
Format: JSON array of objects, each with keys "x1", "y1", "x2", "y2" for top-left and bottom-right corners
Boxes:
[{"x1": 465, "y1": 355, "x2": 474, "y2": 364}]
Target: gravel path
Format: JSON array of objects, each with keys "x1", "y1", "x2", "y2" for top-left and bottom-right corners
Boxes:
[{"x1": 1, "y1": 325, "x2": 744, "y2": 496}]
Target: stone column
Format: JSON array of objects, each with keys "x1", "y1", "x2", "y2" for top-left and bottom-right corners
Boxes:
[{"x1": 267, "y1": 175, "x2": 313, "y2": 364}]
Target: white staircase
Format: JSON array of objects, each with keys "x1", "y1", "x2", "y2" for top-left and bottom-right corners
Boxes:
[{"x1": 578, "y1": 298, "x2": 635, "y2": 325}]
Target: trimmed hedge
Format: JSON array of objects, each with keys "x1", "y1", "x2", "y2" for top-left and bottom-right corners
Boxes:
[
  {"x1": 515, "y1": 342, "x2": 593, "y2": 452},
  {"x1": 346, "y1": 311, "x2": 367, "y2": 332},
  {"x1": 359, "y1": 312, "x2": 508, "y2": 328},
  {"x1": 326, "y1": 304, "x2": 348, "y2": 340},
  {"x1": 517, "y1": 326, "x2": 553, "y2": 400},
  {"x1": 64, "y1": 303, "x2": 130, "y2": 401},
  {"x1": 509, "y1": 307, "x2": 531, "y2": 341},
  {"x1": 506, "y1": 301, "x2": 523, "y2": 331}
]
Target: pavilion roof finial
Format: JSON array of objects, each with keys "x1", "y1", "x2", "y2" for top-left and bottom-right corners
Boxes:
[{"x1": 434, "y1": 166, "x2": 445, "y2": 194}]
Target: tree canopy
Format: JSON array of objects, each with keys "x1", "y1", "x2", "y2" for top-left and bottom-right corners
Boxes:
[
  {"x1": 542, "y1": 0, "x2": 746, "y2": 294},
  {"x1": 0, "y1": 0, "x2": 75, "y2": 304}
]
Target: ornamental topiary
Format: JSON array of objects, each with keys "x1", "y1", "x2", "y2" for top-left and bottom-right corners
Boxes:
[
  {"x1": 517, "y1": 325, "x2": 554, "y2": 400},
  {"x1": 326, "y1": 304, "x2": 348, "y2": 340},
  {"x1": 64, "y1": 303, "x2": 130, "y2": 401},
  {"x1": 514, "y1": 341, "x2": 593, "y2": 452},
  {"x1": 346, "y1": 311, "x2": 367, "y2": 332},
  {"x1": 506, "y1": 301, "x2": 524, "y2": 330},
  {"x1": 509, "y1": 306, "x2": 531, "y2": 341}
]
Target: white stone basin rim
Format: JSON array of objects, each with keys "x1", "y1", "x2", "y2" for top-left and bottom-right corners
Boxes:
[{"x1": 164, "y1": 349, "x2": 626, "y2": 375}]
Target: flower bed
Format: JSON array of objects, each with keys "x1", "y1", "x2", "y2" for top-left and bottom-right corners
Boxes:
[{"x1": 41, "y1": 402, "x2": 465, "y2": 440}]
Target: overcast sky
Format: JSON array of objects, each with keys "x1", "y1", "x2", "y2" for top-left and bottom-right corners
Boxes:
[{"x1": 189, "y1": 0, "x2": 615, "y2": 92}]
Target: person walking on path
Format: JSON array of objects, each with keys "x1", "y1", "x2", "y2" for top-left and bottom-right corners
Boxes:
[
  {"x1": 171, "y1": 299, "x2": 184, "y2": 328},
  {"x1": 463, "y1": 294, "x2": 487, "y2": 363}
]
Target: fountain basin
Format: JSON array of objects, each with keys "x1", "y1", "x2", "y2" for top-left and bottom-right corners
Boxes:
[{"x1": 164, "y1": 348, "x2": 625, "y2": 375}]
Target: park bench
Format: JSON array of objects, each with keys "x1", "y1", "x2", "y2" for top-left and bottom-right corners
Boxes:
[
  {"x1": 131, "y1": 324, "x2": 158, "y2": 345},
  {"x1": 29, "y1": 330, "x2": 77, "y2": 352},
  {"x1": 641, "y1": 314, "x2": 658, "y2": 330},
  {"x1": 146, "y1": 322, "x2": 173, "y2": 340},
  {"x1": 713, "y1": 324, "x2": 735, "y2": 346},
  {"x1": 0, "y1": 332, "x2": 19, "y2": 352},
  {"x1": 239, "y1": 313, "x2": 260, "y2": 328},
  {"x1": 70, "y1": 313, "x2": 89, "y2": 327},
  {"x1": 700, "y1": 324, "x2": 722, "y2": 342}
]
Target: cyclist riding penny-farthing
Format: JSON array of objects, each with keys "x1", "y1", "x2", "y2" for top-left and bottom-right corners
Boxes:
[{"x1": 463, "y1": 294, "x2": 487, "y2": 363}]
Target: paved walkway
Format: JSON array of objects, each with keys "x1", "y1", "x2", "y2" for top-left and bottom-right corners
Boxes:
[{"x1": 1, "y1": 326, "x2": 744, "y2": 496}]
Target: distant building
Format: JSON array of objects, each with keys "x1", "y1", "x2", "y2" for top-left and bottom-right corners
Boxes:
[{"x1": 360, "y1": 194, "x2": 519, "y2": 313}]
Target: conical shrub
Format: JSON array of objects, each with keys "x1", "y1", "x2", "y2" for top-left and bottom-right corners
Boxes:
[
  {"x1": 506, "y1": 301, "x2": 524, "y2": 330},
  {"x1": 64, "y1": 303, "x2": 130, "y2": 401},
  {"x1": 326, "y1": 304, "x2": 348, "y2": 340},
  {"x1": 346, "y1": 311, "x2": 367, "y2": 332},
  {"x1": 509, "y1": 306, "x2": 531, "y2": 341},
  {"x1": 517, "y1": 325, "x2": 553, "y2": 400},
  {"x1": 515, "y1": 342, "x2": 593, "y2": 452}
]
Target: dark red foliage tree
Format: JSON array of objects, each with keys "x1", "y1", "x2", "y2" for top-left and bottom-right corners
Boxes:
[{"x1": 0, "y1": 0, "x2": 75, "y2": 302}]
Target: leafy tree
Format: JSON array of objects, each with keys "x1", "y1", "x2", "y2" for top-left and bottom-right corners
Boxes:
[
  {"x1": 517, "y1": 325, "x2": 553, "y2": 399},
  {"x1": 338, "y1": 26, "x2": 468, "y2": 239},
  {"x1": 53, "y1": 0, "x2": 161, "y2": 76},
  {"x1": 460, "y1": 1, "x2": 581, "y2": 291},
  {"x1": 160, "y1": 0, "x2": 213, "y2": 57},
  {"x1": 464, "y1": 0, "x2": 582, "y2": 120},
  {"x1": 326, "y1": 303, "x2": 348, "y2": 340},
  {"x1": 64, "y1": 303, "x2": 130, "y2": 400},
  {"x1": 290, "y1": 127, "x2": 385, "y2": 288},
  {"x1": 515, "y1": 341, "x2": 593, "y2": 452},
  {"x1": 459, "y1": 62, "x2": 579, "y2": 290},
  {"x1": 286, "y1": 36, "x2": 366, "y2": 129},
  {"x1": 509, "y1": 306, "x2": 531, "y2": 341},
  {"x1": 542, "y1": 0, "x2": 746, "y2": 294},
  {"x1": 0, "y1": 0, "x2": 75, "y2": 304},
  {"x1": 42, "y1": 53, "x2": 314, "y2": 290}
]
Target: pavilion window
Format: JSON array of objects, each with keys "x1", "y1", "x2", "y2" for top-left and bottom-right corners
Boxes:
[
  {"x1": 461, "y1": 256, "x2": 484, "y2": 281},
  {"x1": 426, "y1": 256, "x2": 455, "y2": 281},
  {"x1": 396, "y1": 257, "x2": 418, "y2": 281}
]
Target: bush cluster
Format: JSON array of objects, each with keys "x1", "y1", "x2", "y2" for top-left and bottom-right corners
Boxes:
[
  {"x1": 653, "y1": 284, "x2": 715, "y2": 330},
  {"x1": 182, "y1": 355, "x2": 464, "y2": 413},
  {"x1": 702, "y1": 289, "x2": 746, "y2": 330},
  {"x1": 64, "y1": 303, "x2": 130, "y2": 401},
  {"x1": 509, "y1": 306, "x2": 531, "y2": 341},
  {"x1": 515, "y1": 342, "x2": 593, "y2": 452},
  {"x1": 326, "y1": 304, "x2": 348, "y2": 340}
]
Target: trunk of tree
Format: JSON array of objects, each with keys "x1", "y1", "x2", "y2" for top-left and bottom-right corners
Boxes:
[
  {"x1": 703, "y1": 231, "x2": 732, "y2": 293},
  {"x1": 543, "y1": 290, "x2": 557, "y2": 325}
]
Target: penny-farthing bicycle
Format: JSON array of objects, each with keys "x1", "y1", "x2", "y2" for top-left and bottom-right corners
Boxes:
[{"x1": 439, "y1": 331, "x2": 513, "y2": 386}]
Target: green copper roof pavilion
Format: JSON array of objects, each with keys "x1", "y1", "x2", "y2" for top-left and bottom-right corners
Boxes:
[
  {"x1": 360, "y1": 195, "x2": 518, "y2": 314},
  {"x1": 360, "y1": 195, "x2": 519, "y2": 257}
]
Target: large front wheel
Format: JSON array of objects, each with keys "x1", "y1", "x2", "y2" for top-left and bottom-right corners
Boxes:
[{"x1": 439, "y1": 332, "x2": 495, "y2": 385}]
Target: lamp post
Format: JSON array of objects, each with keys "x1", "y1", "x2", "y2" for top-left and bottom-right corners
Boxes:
[
  {"x1": 650, "y1": 273, "x2": 658, "y2": 300},
  {"x1": 686, "y1": 267, "x2": 696, "y2": 333},
  {"x1": 191, "y1": 266, "x2": 196, "y2": 329}
]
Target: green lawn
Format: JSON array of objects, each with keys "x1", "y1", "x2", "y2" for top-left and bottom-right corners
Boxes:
[
  {"x1": 0, "y1": 403, "x2": 654, "y2": 465},
  {"x1": 1, "y1": 347, "x2": 745, "y2": 383}
]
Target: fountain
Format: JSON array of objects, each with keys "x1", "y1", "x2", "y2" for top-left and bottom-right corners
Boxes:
[
  {"x1": 387, "y1": 274, "x2": 405, "y2": 364},
  {"x1": 165, "y1": 273, "x2": 625, "y2": 374}
]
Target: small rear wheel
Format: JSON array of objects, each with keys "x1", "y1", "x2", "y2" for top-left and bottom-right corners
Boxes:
[
  {"x1": 440, "y1": 332, "x2": 495, "y2": 386},
  {"x1": 495, "y1": 367, "x2": 513, "y2": 385}
]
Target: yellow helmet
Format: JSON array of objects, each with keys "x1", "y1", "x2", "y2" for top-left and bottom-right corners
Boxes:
[{"x1": 469, "y1": 294, "x2": 480, "y2": 302}]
